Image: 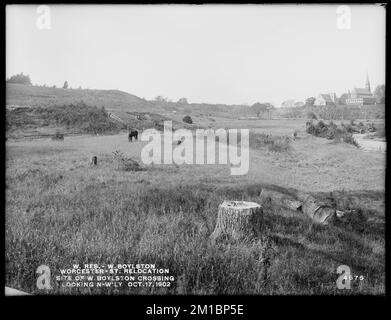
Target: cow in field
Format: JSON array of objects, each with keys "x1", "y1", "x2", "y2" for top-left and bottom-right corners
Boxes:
[{"x1": 128, "y1": 129, "x2": 138, "y2": 142}]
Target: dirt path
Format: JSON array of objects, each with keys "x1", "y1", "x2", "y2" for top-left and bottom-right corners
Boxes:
[{"x1": 353, "y1": 134, "x2": 386, "y2": 152}]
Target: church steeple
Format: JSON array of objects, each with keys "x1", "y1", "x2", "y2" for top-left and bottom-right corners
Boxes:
[{"x1": 365, "y1": 73, "x2": 371, "y2": 92}]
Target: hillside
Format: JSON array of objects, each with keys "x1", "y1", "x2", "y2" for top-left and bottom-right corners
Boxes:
[
  {"x1": 6, "y1": 103, "x2": 126, "y2": 139},
  {"x1": 6, "y1": 83, "x2": 156, "y2": 113},
  {"x1": 6, "y1": 84, "x2": 255, "y2": 122}
]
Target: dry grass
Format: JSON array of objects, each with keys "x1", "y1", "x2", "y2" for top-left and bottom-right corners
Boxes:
[{"x1": 5, "y1": 122, "x2": 385, "y2": 295}]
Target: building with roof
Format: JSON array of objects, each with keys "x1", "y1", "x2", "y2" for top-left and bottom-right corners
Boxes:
[
  {"x1": 345, "y1": 74, "x2": 376, "y2": 105},
  {"x1": 314, "y1": 92, "x2": 336, "y2": 106}
]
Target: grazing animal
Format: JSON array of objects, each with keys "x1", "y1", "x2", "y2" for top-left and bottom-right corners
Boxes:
[{"x1": 128, "y1": 129, "x2": 138, "y2": 142}]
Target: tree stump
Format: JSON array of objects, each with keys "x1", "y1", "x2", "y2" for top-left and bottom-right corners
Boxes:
[
  {"x1": 91, "y1": 156, "x2": 97, "y2": 166},
  {"x1": 210, "y1": 201, "x2": 263, "y2": 243}
]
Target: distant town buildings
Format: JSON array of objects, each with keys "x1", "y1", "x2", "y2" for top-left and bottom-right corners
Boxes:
[
  {"x1": 313, "y1": 74, "x2": 376, "y2": 107},
  {"x1": 345, "y1": 74, "x2": 376, "y2": 105}
]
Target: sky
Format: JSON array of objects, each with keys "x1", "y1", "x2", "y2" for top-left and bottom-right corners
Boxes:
[{"x1": 6, "y1": 4, "x2": 386, "y2": 107}]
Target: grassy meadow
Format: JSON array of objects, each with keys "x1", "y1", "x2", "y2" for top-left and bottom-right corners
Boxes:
[{"x1": 5, "y1": 119, "x2": 385, "y2": 295}]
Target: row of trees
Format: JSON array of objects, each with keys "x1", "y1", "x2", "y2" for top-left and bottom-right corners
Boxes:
[
  {"x1": 250, "y1": 102, "x2": 275, "y2": 117},
  {"x1": 6, "y1": 73, "x2": 31, "y2": 85},
  {"x1": 153, "y1": 95, "x2": 275, "y2": 118},
  {"x1": 6, "y1": 73, "x2": 71, "y2": 89},
  {"x1": 154, "y1": 96, "x2": 189, "y2": 104}
]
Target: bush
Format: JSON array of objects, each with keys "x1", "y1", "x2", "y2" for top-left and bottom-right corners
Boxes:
[
  {"x1": 248, "y1": 133, "x2": 291, "y2": 152},
  {"x1": 306, "y1": 120, "x2": 316, "y2": 135},
  {"x1": 112, "y1": 150, "x2": 144, "y2": 171},
  {"x1": 306, "y1": 120, "x2": 361, "y2": 146},
  {"x1": 12, "y1": 102, "x2": 122, "y2": 135},
  {"x1": 51, "y1": 132, "x2": 64, "y2": 140},
  {"x1": 183, "y1": 115, "x2": 193, "y2": 124},
  {"x1": 308, "y1": 120, "x2": 329, "y2": 138}
]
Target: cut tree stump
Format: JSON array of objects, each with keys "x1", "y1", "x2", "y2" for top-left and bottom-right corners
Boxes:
[
  {"x1": 210, "y1": 201, "x2": 263, "y2": 243},
  {"x1": 91, "y1": 156, "x2": 97, "y2": 166}
]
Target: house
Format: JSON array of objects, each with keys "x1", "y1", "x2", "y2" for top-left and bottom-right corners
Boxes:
[
  {"x1": 314, "y1": 93, "x2": 336, "y2": 106},
  {"x1": 345, "y1": 74, "x2": 376, "y2": 105}
]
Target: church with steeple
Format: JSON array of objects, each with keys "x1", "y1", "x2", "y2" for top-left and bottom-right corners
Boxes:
[{"x1": 345, "y1": 74, "x2": 376, "y2": 105}]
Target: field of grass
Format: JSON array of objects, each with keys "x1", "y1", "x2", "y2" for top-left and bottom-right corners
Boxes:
[{"x1": 6, "y1": 119, "x2": 385, "y2": 295}]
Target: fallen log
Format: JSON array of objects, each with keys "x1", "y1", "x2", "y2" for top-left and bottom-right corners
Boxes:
[
  {"x1": 295, "y1": 191, "x2": 335, "y2": 225},
  {"x1": 259, "y1": 189, "x2": 302, "y2": 211},
  {"x1": 260, "y1": 189, "x2": 336, "y2": 225},
  {"x1": 210, "y1": 201, "x2": 263, "y2": 243}
]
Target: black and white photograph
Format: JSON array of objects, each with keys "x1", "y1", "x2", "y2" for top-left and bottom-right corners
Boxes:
[{"x1": 5, "y1": 4, "x2": 386, "y2": 297}]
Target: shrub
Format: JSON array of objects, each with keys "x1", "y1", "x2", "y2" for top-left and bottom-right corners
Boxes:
[
  {"x1": 306, "y1": 120, "x2": 360, "y2": 146},
  {"x1": 28, "y1": 102, "x2": 121, "y2": 134},
  {"x1": 248, "y1": 133, "x2": 290, "y2": 152},
  {"x1": 306, "y1": 120, "x2": 332, "y2": 138},
  {"x1": 183, "y1": 115, "x2": 193, "y2": 124},
  {"x1": 51, "y1": 132, "x2": 64, "y2": 140},
  {"x1": 112, "y1": 150, "x2": 143, "y2": 171},
  {"x1": 306, "y1": 120, "x2": 316, "y2": 135}
]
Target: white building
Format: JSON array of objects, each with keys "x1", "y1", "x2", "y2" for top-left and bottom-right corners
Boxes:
[{"x1": 314, "y1": 93, "x2": 336, "y2": 106}]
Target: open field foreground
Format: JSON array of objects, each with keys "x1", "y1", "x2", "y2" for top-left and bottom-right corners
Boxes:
[{"x1": 6, "y1": 119, "x2": 385, "y2": 295}]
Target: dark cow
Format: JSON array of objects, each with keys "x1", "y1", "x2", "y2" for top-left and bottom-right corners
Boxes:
[{"x1": 128, "y1": 129, "x2": 138, "y2": 142}]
